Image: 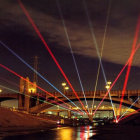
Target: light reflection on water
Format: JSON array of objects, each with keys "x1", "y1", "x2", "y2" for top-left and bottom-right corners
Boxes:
[
  {"x1": 53, "y1": 125, "x2": 95, "y2": 140},
  {"x1": 3, "y1": 125, "x2": 96, "y2": 140}
]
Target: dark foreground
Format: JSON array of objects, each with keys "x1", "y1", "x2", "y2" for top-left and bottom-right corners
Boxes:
[
  {"x1": 90, "y1": 124, "x2": 140, "y2": 140},
  {"x1": 3, "y1": 124, "x2": 140, "y2": 140},
  {"x1": 1, "y1": 107, "x2": 140, "y2": 140},
  {"x1": 3, "y1": 125, "x2": 94, "y2": 140}
]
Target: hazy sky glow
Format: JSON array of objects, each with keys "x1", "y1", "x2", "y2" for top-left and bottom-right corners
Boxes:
[{"x1": 0, "y1": 0, "x2": 140, "y2": 94}]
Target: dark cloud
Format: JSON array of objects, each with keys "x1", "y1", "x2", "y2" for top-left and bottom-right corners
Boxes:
[{"x1": 1, "y1": 0, "x2": 140, "y2": 91}]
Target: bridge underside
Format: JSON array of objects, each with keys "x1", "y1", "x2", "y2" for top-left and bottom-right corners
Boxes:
[
  {"x1": 30, "y1": 96, "x2": 140, "y2": 113},
  {"x1": 62, "y1": 98, "x2": 138, "y2": 109},
  {"x1": 1, "y1": 93, "x2": 139, "y2": 113},
  {"x1": 0, "y1": 97, "x2": 18, "y2": 102}
]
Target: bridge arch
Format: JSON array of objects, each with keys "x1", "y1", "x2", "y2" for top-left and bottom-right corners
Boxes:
[
  {"x1": 61, "y1": 97, "x2": 139, "y2": 109},
  {"x1": 30, "y1": 96, "x2": 140, "y2": 113},
  {"x1": 0, "y1": 93, "x2": 18, "y2": 102}
]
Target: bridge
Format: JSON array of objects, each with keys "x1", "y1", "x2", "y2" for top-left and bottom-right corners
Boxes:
[
  {"x1": 29, "y1": 90, "x2": 140, "y2": 114},
  {"x1": 0, "y1": 89, "x2": 140, "y2": 114},
  {"x1": 0, "y1": 77, "x2": 139, "y2": 118},
  {"x1": 0, "y1": 93, "x2": 18, "y2": 102}
]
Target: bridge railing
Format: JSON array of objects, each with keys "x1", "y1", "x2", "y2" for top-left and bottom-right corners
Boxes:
[
  {"x1": 2, "y1": 90, "x2": 140, "y2": 100},
  {"x1": 46, "y1": 90, "x2": 140, "y2": 98},
  {"x1": 0, "y1": 93, "x2": 18, "y2": 98}
]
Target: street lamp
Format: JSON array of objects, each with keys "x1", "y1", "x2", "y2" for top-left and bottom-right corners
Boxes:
[
  {"x1": 0, "y1": 89, "x2": 2, "y2": 93},
  {"x1": 61, "y1": 82, "x2": 69, "y2": 94},
  {"x1": 65, "y1": 86, "x2": 69, "y2": 90},
  {"x1": 62, "y1": 82, "x2": 66, "y2": 87},
  {"x1": 105, "y1": 85, "x2": 110, "y2": 90},
  {"x1": 107, "y1": 81, "x2": 112, "y2": 85},
  {"x1": 105, "y1": 81, "x2": 111, "y2": 90},
  {"x1": 28, "y1": 87, "x2": 36, "y2": 93}
]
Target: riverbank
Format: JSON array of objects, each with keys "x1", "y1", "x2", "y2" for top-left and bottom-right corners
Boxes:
[
  {"x1": 0, "y1": 107, "x2": 60, "y2": 139},
  {"x1": 3, "y1": 125, "x2": 94, "y2": 140}
]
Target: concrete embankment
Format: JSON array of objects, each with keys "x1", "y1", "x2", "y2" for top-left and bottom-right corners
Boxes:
[{"x1": 0, "y1": 107, "x2": 62, "y2": 139}]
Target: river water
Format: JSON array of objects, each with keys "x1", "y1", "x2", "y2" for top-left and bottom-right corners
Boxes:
[{"x1": 3, "y1": 125, "x2": 96, "y2": 140}]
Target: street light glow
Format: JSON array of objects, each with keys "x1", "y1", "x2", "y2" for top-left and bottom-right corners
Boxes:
[
  {"x1": 0, "y1": 89, "x2": 2, "y2": 93},
  {"x1": 62, "y1": 82, "x2": 66, "y2": 86},
  {"x1": 107, "y1": 81, "x2": 112, "y2": 85},
  {"x1": 105, "y1": 85, "x2": 110, "y2": 89},
  {"x1": 65, "y1": 86, "x2": 69, "y2": 90},
  {"x1": 105, "y1": 81, "x2": 112, "y2": 90},
  {"x1": 28, "y1": 88, "x2": 36, "y2": 93}
]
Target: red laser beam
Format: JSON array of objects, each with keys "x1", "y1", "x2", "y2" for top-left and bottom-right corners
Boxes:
[
  {"x1": 118, "y1": 16, "x2": 140, "y2": 117},
  {"x1": 17, "y1": 0, "x2": 88, "y2": 115},
  {"x1": 118, "y1": 108, "x2": 140, "y2": 123},
  {"x1": 0, "y1": 64, "x2": 84, "y2": 114},
  {"x1": 92, "y1": 43, "x2": 140, "y2": 116}
]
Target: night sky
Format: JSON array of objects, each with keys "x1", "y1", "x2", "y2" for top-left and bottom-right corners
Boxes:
[{"x1": 1, "y1": 0, "x2": 140, "y2": 94}]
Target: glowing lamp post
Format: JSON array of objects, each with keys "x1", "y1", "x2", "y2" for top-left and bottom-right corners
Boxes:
[
  {"x1": 62, "y1": 82, "x2": 66, "y2": 87},
  {"x1": 65, "y1": 86, "x2": 69, "y2": 90},
  {"x1": 107, "y1": 81, "x2": 112, "y2": 85},
  {"x1": 61, "y1": 82, "x2": 69, "y2": 94},
  {"x1": 105, "y1": 85, "x2": 110, "y2": 90},
  {"x1": 105, "y1": 81, "x2": 111, "y2": 90},
  {"x1": 28, "y1": 88, "x2": 36, "y2": 94},
  {"x1": 0, "y1": 89, "x2": 2, "y2": 93},
  {"x1": 65, "y1": 86, "x2": 69, "y2": 94}
]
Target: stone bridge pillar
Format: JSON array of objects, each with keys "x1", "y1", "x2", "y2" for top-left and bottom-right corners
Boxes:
[
  {"x1": 24, "y1": 77, "x2": 30, "y2": 112},
  {"x1": 88, "y1": 109, "x2": 93, "y2": 122},
  {"x1": 89, "y1": 115, "x2": 93, "y2": 122},
  {"x1": 57, "y1": 111, "x2": 60, "y2": 116},
  {"x1": 19, "y1": 77, "x2": 38, "y2": 112},
  {"x1": 18, "y1": 77, "x2": 25, "y2": 110},
  {"x1": 68, "y1": 110, "x2": 72, "y2": 118}
]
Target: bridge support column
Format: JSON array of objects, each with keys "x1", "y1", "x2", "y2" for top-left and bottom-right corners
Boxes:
[
  {"x1": 36, "y1": 98, "x2": 39, "y2": 105},
  {"x1": 88, "y1": 109, "x2": 93, "y2": 122},
  {"x1": 18, "y1": 94, "x2": 24, "y2": 110},
  {"x1": 57, "y1": 111, "x2": 60, "y2": 116},
  {"x1": 24, "y1": 95, "x2": 30, "y2": 112},
  {"x1": 24, "y1": 77, "x2": 30, "y2": 112},
  {"x1": 36, "y1": 93, "x2": 39, "y2": 105},
  {"x1": 19, "y1": 77, "x2": 25, "y2": 110},
  {"x1": 89, "y1": 115, "x2": 93, "y2": 122},
  {"x1": 68, "y1": 110, "x2": 71, "y2": 118}
]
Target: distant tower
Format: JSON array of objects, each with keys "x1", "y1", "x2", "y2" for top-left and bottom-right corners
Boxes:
[{"x1": 33, "y1": 56, "x2": 39, "y2": 105}]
